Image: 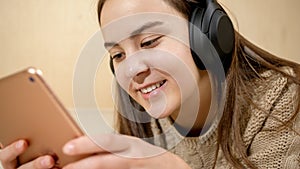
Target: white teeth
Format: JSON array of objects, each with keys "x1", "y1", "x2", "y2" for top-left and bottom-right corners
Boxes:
[
  {"x1": 141, "y1": 88, "x2": 148, "y2": 93},
  {"x1": 147, "y1": 86, "x2": 152, "y2": 92},
  {"x1": 140, "y1": 81, "x2": 165, "y2": 94}
]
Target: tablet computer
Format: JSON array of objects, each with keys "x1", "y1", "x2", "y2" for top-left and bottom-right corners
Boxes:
[{"x1": 0, "y1": 67, "x2": 85, "y2": 167}]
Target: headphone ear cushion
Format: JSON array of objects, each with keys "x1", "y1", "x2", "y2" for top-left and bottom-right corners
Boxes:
[
  {"x1": 189, "y1": 7, "x2": 206, "y2": 70},
  {"x1": 209, "y1": 9, "x2": 235, "y2": 72},
  {"x1": 209, "y1": 9, "x2": 235, "y2": 61}
]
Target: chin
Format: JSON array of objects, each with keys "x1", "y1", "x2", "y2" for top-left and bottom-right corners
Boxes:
[{"x1": 145, "y1": 107, "x2": 173, "y2": 119}]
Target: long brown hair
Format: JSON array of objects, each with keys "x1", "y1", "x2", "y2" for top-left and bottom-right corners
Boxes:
[{"x1": 97, "y1": 0, "x2": 300, "y2": 168}]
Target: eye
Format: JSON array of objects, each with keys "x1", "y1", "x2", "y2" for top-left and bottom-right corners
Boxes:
[
  {"x1": 110, "y1": 52, "x2": 125, "y2": 62},
  {"x1": 140, "y1": 35, "x2": 164, "y2": 49}
]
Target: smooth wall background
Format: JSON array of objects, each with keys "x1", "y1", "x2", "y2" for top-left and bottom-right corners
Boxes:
[{"x1": 0, "y1": 0, "x2": 299, "y2": 111}]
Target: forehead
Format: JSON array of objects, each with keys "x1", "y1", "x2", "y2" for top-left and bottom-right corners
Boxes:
[
  {"x1": 100, "y1": 0, "x2": 180, "y2": 26},
  {"x1": 100, "y1": 0, "x2": 189, "y2": 46}
]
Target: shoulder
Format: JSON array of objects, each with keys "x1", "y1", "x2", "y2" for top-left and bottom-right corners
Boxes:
[
  {"x1": 243, "y1": 66, "x2": 299, "y2": 135},
  {"x1": 249, "y1": 66, "x2": 298, "y2": 111},
  {"x1": 258, "y1": 66, "x2": 299, "y2": 128},
  {"x1": 242, "y1": 66, "x2": 300, "y2": 168}
]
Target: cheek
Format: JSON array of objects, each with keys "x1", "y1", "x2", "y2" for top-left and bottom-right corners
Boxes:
[
  {"x1": 114, "y1": 46, "x2": 199, "y2": 117},
  {"x1": 163, "y1": 41, "x2": 199, "y2": 78}
]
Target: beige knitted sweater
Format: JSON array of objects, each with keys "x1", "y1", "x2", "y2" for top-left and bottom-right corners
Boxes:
[{"x1": 151, "y1": 67, "x2": 300, "y2": 169}]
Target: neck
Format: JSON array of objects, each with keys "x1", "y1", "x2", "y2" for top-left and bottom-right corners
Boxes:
[{"x1": 170, "y1": 71, "x2": 211, "y2": 137}]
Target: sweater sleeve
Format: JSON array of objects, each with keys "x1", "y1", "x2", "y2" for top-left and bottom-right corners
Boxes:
[
  {"x1": 284, "y1": 87, "x2": 300, "y2": 169},
  {"x1": 244, "y1": 68, "x2": 300, "y2": 169}
]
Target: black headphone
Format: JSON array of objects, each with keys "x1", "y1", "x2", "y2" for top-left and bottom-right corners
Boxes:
[
  {"x1": 189, "y1": 0, "x2": 235, "y2": 73},
  {"x1": 109, "y1": 0, "x2": 235, "y2": 74}
]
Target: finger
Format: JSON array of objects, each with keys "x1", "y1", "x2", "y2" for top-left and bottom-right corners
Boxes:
[
  {"x1": 0, "y1": 140, "x2": 27, "y2": 168},
  {"x1": 18, "y1": 155, "x2": 55, "y2": 169},
  {"x1": 63, "y1": 134, "x2": 131, "y2": 156},
  {"x1": 63, "y1": 136, "x2": 102, "y2": 155},
  {"x1": 95, "y1": 135, "x2": 165, "y2": 158},
  {"x1": 62, "y1": 153, "x2": 129, "y2": 169},
  {"x1": 63, "y1": 134, "x2": 165, "y2": 158}
]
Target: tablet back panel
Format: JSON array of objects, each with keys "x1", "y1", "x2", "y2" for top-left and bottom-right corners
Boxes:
[{"x1": 0, "y1": 68, "x2": 84, "y2": 166}]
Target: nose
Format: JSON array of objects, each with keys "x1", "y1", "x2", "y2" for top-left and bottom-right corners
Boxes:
[
  {"x1": 126, "y1": 53, "x2": 150, "y2": 84},
  {"x1": 115, "y1": 51, "x2": 151, "y2": 89}
]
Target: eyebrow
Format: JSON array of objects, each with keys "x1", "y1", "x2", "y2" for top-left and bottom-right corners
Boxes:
[{"x1": 104, "y1": 21, "x2": 164, "y2": 49}]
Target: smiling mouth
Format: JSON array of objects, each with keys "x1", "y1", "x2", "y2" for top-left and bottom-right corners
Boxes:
[{"x1": 140, "y1": 80, "x2": 166, "y2": 94}]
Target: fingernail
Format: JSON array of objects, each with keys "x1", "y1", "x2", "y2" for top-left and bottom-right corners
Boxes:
[
  {"x1": 63, "y1": 143, "x2": 75, "y2": 154},
  {"x1": 41, "y1": 157, "x2": 51, "y2": 167},
  {"x1": 15, "y1": 140, "x2": 24, "y2": 149}
]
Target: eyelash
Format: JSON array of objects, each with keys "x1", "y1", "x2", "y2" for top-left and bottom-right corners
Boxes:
[
  {"x1": 141, "y1": 35, "x2": 163, "y2": 48},
  {"x1": 111, "y1": 52, "x2": 125, "y2": 61},
  {"x1": 110, "y1": 35, "x2": 164, "y2": 61}
]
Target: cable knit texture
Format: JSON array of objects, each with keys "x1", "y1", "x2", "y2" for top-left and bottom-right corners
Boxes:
[{"x1": 151, "y1": 67, "x2": 300, "y2": 169}]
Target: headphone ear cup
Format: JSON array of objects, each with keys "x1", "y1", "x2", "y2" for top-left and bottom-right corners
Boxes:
[
  {"x1": 209, "y1": 9, "x2": 235, "y2": 71},
  {"x1": 189, "y1": 7, "x2": 206, "y2": 70},
  {"x1": 189, "y1": 3, "x2": 235, "y2": 73}
]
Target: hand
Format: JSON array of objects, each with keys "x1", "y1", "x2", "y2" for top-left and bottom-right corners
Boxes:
[
  {"x1": 62, "y1": 134, "x2": 191, "y2": 169},
  {"x1": 0, "y1": 140, "x2": 55, "y2": 169}
]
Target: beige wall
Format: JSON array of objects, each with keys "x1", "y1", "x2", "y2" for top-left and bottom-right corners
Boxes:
[
  {"x1": 0, "y1": 0, "x2": 299, "y2": 110},
  {"x1": 219, "y1": 0, "x2": 300, "y2": 64}
]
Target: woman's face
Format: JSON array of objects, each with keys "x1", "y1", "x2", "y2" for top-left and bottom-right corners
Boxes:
[{"x1": 100, "y1": 0, "x2": 207, "y2": 119}]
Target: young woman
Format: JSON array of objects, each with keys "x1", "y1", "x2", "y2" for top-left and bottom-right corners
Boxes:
[{"x1": 1, "y1": 0, "x2": 300, "y2": 168}]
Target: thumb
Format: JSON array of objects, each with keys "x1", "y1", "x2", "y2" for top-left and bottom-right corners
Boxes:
[{"x1": 91, "y1": 134, "x2": 166, "y2": 158}]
